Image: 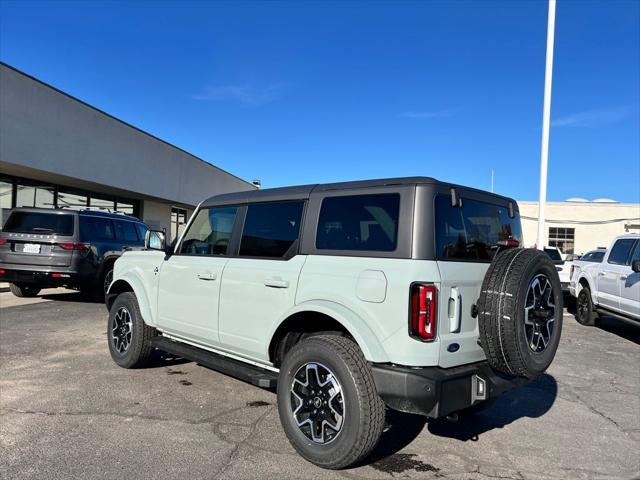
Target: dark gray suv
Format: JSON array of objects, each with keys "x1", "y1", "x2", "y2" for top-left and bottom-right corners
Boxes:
[{"x1": 0, "y1": 207, "x2": 148, "y2": 299}]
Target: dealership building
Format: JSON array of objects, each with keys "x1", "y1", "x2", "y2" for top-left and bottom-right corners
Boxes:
[
  {"x1": 519, "y1": 199, "x2": 640, "y2": 255},
  {"x1": 0, "y1": 63, "x2": 255, "y2": 240}
]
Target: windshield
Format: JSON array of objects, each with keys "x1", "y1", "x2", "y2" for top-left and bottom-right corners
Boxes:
[
  {"x1": 581, "y1": 250, "x2": 605, "y2": 262},
  {"x1": 2, "y1": 211, "x2": 74, "y2": 236},
  {"x1": 435, "y1": 195, "x2": 522, "y2": 262}
]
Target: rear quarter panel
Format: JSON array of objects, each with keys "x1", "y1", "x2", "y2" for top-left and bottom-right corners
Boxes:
[{"x1": 295, "y1": 255, "x2": 442, "y2": 366}]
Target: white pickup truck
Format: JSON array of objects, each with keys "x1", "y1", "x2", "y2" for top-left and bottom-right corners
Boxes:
[{"x1": 571, "y1": 234, "x2": 640, "y2": 326}]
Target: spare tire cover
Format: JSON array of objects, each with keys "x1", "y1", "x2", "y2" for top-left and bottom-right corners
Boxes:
[{"x1": 478, "y1": 248, "x2": 563, "y2": 379}]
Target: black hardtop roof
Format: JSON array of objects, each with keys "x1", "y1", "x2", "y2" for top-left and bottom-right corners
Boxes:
[
  {"x1": 7, "y1": 207, "x2": 142, "y2": 222},
  {"x1": 201, "y1": 176, "x2": 516, "y2": 207}
]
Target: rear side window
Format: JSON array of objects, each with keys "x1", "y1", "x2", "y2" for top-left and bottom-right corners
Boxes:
[
  {"x1": 607, "y1": 239, "x2": 636, "y2": 265},
  {"x1": 543, "y1": 248, "x2": 562, "y2": 261},
  {"x1": 180, "y1": 207, "x2": 238, "y2": 255},
  {"x1": 316, "y1": 194, "x2": 400, "y2": 252},
  {"x1": 3, "y1": 212, "x2": 74, "y2": 236},
  {"x1": 114, "y1": 220, "x2": 139, "y2": 242},
  {"x1": 435, "y1": 195, "x2": 522, "y2": 261},
  {"x1": 240, "y1": 202, "x2": 304, "y2": 258},
  {"x1": 79, "y1": 217, "x2": 115, "y2": 241}
]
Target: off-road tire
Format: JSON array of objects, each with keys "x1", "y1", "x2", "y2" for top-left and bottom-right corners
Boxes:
[
  {"x1": 9, "y1": 283, "x2": 41, "y2": 298},
  {"x1": 575, "y1": 287, "x2": 599, "y2": 326},
  {"x1": 108, "y1": 292, "x2": 155, "y2": 368},
  {"x1": 477, "y1": 248, "x2": 563, "y2": 379},
  {"x1": 277, "y1": 335, "x2": 386, "y2": 469}
]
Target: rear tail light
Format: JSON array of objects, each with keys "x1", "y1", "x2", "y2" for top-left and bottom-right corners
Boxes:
[
  {"x1": 410, "y1": 283, "x2": 437, "y2": 341},
  {"x1": 51, "y1": 273, "x2": 71, "y2": 278},
  {"x1": 0, "y1": 239, "x2": 7, "y2": 246},
  {"x1": 0, "y1": 269, "x2": 5, "y2": 275},
  {"x1": 57, "y1": 242, "x2": 90, "y2": 251}
]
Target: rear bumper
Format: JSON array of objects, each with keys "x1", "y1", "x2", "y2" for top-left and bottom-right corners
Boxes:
[
  {"x1": 371, "y1": 361, "x2": 529, "y2": 419},
  {"x1": 0, "y1": 266, "x2": 84, "y2": 287}
]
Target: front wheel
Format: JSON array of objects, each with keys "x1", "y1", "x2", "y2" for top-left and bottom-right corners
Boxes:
[
  {"x1": 277, "y1": 335, "x2": 386, "y2": 469},
  {"x1": 108, "y1": 292, "x2": 155, "y2": 368},
  {"x1": 575, "y1": 288, "x2": 599, "y2": 326}
]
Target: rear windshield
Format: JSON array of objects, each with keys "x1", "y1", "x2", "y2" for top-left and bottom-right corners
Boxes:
[
  {"x1": 2, "y1": 211, "x2": 74, "y2": 236},
  {"x1": 435, "y1": 195, "x2": 522, "y2": 262}
]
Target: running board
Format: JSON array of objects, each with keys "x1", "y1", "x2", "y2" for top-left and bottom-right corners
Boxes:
[
  {"x1": 594, "y1": 308, "x2": 640, "y2": 327},
  {"x1": 151, "y1": 337, "x2": 278, "y2": 388}
]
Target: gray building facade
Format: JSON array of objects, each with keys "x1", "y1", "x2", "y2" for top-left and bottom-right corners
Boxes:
[{"x1": 0, "y1": 63, "x2": 255, "y2": 239}]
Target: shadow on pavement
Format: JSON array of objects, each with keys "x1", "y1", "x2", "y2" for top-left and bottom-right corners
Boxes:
[
  {"x1": 426, "y1": 373, "x2": 558, "y2": 442},
  {"x1": 40, "y1": 290, "x2": 104, "y2": 304},
  {"x1": 596, "y1": 316, "x2": 640, "y2": 345}
]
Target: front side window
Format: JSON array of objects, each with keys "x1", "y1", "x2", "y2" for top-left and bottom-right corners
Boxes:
[
  {"x1": 180, "y1": 207, "x2": 238, "y2": 256},
  {"x1": 3, "y1": 212, "x2": 74, "y2": 236},
  {"x1": 608, "y1": 238, "x2": 636, "y2": 265},
  {"x1": 240, "y1": 202, "x2": 304, "y2": 258},
  {"x1": 316, "y1": 194, "x2": 400, "y2": 252},
  {"x1": 79, "y1": 217, "x2": 115, "y2": 241},
  {"x1": 435, "y1": 195, "x2": 522, "y2": 261},
  {"x1": 114, "y1": 220, "x2": 139, "y2": 242}
]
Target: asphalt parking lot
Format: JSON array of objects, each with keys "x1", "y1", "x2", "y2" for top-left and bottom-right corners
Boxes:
[{"x1": 0, "y1": 289, "x2": 638, "y2": 480}]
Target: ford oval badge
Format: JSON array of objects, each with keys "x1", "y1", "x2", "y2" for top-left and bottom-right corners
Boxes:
[{"x1": 447, "y1": 343, "x2": 460, "y2": 353}]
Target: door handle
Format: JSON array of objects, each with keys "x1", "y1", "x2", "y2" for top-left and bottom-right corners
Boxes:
[
  {"x1": 598, "y1": 272, "x2": 606, "y2": 276},
  {"x1": 197, "y1": 272, "x2": 217, "y2": 281},
  {"x1": 264, "y1": 277, "x2": 290, "y2": 288},
  {"x1": 449, "y1": 287, "x2": 462, "y2": 333},
  {"x1": 620, "y1": 275, "x2": 628, "y2": 281}
]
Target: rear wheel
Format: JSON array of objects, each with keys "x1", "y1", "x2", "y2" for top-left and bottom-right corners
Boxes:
[
  {"x1": 277, "y1": 335, "x2": 385, "y2": 469},
  {"x1": 108, "y1": 292, "x2": 155, "y2": 368},
  {"x1": 9, "y1": 283, "x2": 41, "y2": 298},
  {"x1": 575, "y1": 287, "x2": 599, "y2": 326}
]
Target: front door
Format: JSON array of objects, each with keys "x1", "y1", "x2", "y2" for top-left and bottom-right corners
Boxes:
[
  {"x1": 156, "y1": 206, "x2": 238, "y2": 346},
  {"x1": 620, "y1": 240, "x2": 640, "y2": 319},
  {"x1": 598, "y1": 238, "x2": 636, "y2": 312},
  {"x1": 218, "y1": 201, "x2": 306, "y2": 361}
]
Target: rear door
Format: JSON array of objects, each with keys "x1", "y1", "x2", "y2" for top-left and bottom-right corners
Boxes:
[
  {"x1": 597, "y1": 238, "x2": 636, "y2": 312},
  {"x1": 218, "y1": 201, "x2": 306, "y2": 361},
  {"x1": 0, "y1": 210, "x2": 76, "y2": 268},
  {"x1": 620, "y1": 240, "x2": 640, "y2": 319},
  {"x1": 434, "y1": 195, "x2": 524, "y2": 368},
  {"x1": 156, "y1": 206, "x2": 238, "y2": 346}
]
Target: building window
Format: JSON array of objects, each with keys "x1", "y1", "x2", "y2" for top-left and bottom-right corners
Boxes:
[
  {"x1": 548, "y1": 227, "x2": 575, "y2": 254},
  {"x1": 57, "y1": 188, "x2": 89, "y2": 210},
  {"x1": 0, "y1": 179, "x2": 13, "y2": 226},
  {"x1": 89, "y1": 193, "x2": 116, "y2": 211},
  {"x1": 171, "y1": 207, "x2": 188, "y2": 242},
  {"x1": 15, "y1": 182, "x2": 56, "y2": 209}
]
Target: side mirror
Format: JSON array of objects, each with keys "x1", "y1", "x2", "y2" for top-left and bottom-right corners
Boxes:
[
  {"x1": 145, "y1": 230, "x2": 166, "y2": 251},
  {"x1": 632, "y1": 260, "x2": 640, "y2": 273}
]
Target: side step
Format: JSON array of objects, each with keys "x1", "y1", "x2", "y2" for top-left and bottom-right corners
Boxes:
[{"x1": 151, "y1": 336, "x2": 278, "y2": 388}]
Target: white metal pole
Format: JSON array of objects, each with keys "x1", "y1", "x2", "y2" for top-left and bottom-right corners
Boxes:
[
  {"x1": 490, "y1": 170, "x2": 494, "y2": 193},
  {"x1": 536, "y1": 0, "x2": 556, "y2": 249}
]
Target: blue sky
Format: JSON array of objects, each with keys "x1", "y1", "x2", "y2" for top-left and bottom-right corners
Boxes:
[{"x1": 1, "y1": 0, "x2": 638, "y2": 202}]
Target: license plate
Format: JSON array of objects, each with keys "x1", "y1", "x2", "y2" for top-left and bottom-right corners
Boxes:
[{"x1": 23, "y1": 243, "x2": 41, "y2": 254}]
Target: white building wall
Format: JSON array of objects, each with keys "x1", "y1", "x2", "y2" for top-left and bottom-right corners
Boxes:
[{"x1": 518, "y1": 201, "x2": 640, "y2": 255}]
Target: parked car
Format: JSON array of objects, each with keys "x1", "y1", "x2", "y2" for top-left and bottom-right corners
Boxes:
[
  {"x1": 568, "y1": 248, "x2": 607, "y2": 297},
  {"x1": 0, "y1": 207, "x2": 148, "y2": 299},
  {"x1": 106, "y1": 177, "x2": 563, "y2": 469},
  {"x1": 572, "y1": 234, "x2": 640, "y2": 326},
  {"x1": 543, "y1": 247, "x2": 571, "y2": 292}
]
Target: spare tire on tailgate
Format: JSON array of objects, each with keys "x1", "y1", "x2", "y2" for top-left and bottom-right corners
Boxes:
[{"x1": 477, "y1": 248, "x2": 563, "y2": 379}]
